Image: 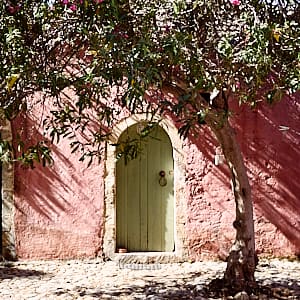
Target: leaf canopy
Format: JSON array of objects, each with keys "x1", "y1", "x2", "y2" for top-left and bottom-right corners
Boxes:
[{"x1": 0, "y1": 0, "x2": 299, "y2": 164}]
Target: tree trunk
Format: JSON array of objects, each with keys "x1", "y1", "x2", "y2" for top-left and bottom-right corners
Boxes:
[
  {"x1": 206, "y1": 115, "x2": 257, "y2": 292},
  {"x1": 160, "y1": 82, "x2": 257, "y2": 291}
]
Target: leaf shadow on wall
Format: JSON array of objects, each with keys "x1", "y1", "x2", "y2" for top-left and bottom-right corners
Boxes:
[
  {"x1": 237, "y1": 96, "x2": 300, "y2": 253},
  {"x1": 12, "y1": 113, "x2": 96, "y2": 221},
  {"x1": 185, "y1": 95, "x2": 300, "y2": 255}
]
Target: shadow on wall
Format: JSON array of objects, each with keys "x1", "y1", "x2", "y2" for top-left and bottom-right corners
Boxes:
[
  {"x1": 13, "y1": 114, "x2": 76, "y2": 220},
  {"x1": 238, "y1": 96, "x2": 300, "y2": 253},
  {"x1": 10, "y1": 94, "x2": 300, "y2": 258},
  {"x1": 187, "y1": 95, "x2": 300, "y2": 255},
  {"x1": 11, "y1": 111, "x2": 105, "y2": 259},
  {"x1": 13, "y1": 112, "x2": 103, "y2": 222},
  {"x1": 12, "y1": 92, "x2": 106, "y2": 222}
]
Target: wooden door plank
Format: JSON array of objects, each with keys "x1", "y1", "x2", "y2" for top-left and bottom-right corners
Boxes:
[
  {"x1": 126, "y1": 156, "x2": 141, "y2": 251},
  {"x1": 147, "y1": 132, "x2": 163, "y2": 250},
  {"x1": 140, "y1": 143, "x2": 148, "y2": 251},
  {"x1": 116, "y1": 158, "x2": 127, "y2": 248}
]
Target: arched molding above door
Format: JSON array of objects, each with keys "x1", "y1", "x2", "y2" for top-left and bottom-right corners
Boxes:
[
  {"x1": 103, "y1": 114, "x2": 188, "y2": 262},
  {"x1": 0, "y1": 119, "x2": 16, "y2": 260}
]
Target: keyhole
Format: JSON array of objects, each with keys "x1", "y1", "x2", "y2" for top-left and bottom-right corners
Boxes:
[
  {"x1": 159, "y1": 170, "x2": 166, "y2": 177},
  {"x1": 159, "y1": 170, "x2": 167, "y2": 186}
]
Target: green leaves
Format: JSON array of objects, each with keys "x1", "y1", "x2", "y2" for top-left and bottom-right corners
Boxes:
[
  {"x1": 115, "y1": 138, "x2": 141, "y2": 165},
  {"x1": 0, "y1": 137, "x2": 53, "y2": 168},
  {"x1": 0, "y1": 0, "x2": 299, "y2": 166},
  {"x1": 0, "y1": 139, "x2": 13, "y2": 163},
  {"x1": 16, "y1": 141, "x2": 53, "y2": 168},
  {"x1": 173, "y1": 0, "x2": 187, "y2": 15},
  {"x1": 217, "y1": 37, "x2": 233, "y2": 59}
]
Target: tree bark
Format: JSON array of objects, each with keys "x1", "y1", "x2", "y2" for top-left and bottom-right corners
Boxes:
[
  {"x1": 206, "y1": 114, "x2": 257, "y2": 292},
  {"x1": 160, "y1": 82, "x2": 257, "y2": 292}
]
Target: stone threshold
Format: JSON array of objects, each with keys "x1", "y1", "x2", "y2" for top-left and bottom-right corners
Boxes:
[{"x1": 113, "y1": 252, "x2": 185, "y2": 264}]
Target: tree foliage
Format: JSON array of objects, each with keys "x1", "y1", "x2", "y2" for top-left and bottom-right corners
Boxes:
[{"x1": 1, "y1": 0, "x2": 299, "y2": 164}]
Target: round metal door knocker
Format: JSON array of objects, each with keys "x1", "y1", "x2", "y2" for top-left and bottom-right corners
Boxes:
[{"x1": 159, "y1": 170, "x2": 167, "y2": 187}]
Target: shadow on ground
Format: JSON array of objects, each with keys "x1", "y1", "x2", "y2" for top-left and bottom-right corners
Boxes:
[
  {"x1": 0, "y1": 264, "x2": 46, "y2": 279},
  {"x1": 208, "y1": 277, "x2": 300, "y2": 299},
  {"x1": 53, "y1": 276, "x2": 300, "y2": 299},
  {"x1": 256, "y1": 278, "x2": 300, "y2": 300}
]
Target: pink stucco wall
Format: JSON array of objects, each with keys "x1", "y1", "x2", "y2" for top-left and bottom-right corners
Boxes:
[
  {"x1": 185, "y1": 96, "x2": 300, "y2": 260},
  {"x1": 13, "y1": 109, "x2": 105, "y2": 259},
  {"x1": 12, "y1": 96, "x2": 299, "y2": 259}
]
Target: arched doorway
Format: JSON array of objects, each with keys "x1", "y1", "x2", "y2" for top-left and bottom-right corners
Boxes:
[
  {"x1": 116, "y1": 124, "x2": 174, "y2": 252},
  {"x1": 103, "y1": 114, "x2": 188, "y2": 262}
]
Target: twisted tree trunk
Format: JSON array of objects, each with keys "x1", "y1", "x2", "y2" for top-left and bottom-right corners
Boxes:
[
  {"x1": 207, "y1": 114, "x2": 257, "y2": 292},
  {"x1": 161, "y1": 82, "x2": 257, "y2": 292}
]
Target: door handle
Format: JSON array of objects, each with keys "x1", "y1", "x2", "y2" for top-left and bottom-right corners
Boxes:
[{"x1": 159, "y1": 170, "x2": 167, "y2": 186}]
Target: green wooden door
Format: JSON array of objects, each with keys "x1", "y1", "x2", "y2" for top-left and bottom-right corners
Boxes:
[{"x1": 116, "y1": 124, "x2": 174, "y2": 252}]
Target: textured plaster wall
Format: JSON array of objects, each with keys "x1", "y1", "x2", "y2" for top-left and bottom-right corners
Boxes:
[
  {"x1": 240, "y1": 97, "x2": 300, "y2": 257},
  {"x1": 185, "y1": 96, "x2": 300, "y2": 260},
  {"x1": 11, "y1": 95, "x2": 300, "y2": 260},
  {"x1": 13, "y1": 107, "x2": 105, "y2": 259},
  {"x1": 183, "y1": 130, "x2": 236, "y2": 260}
]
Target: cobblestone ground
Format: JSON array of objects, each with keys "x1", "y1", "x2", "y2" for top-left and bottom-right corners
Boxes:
[{"x1": 0, "y1": 258, "x2": 299, "y2": 299}]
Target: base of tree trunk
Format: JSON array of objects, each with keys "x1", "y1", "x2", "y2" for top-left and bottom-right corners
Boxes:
[
  {"x1": 208, "y1": 247, "x2": 258, "y2": 298},
  {"x1": 223, "y1": 243, "x2": 258, "y2": 293}
]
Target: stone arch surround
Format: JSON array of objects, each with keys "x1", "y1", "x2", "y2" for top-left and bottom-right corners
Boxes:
[
  {"x1": 0, "y1": 119, "x2": 16, "y2": 260},
  {"x1": 103, "y1": 114, "x2": 189, "y2": 263}
]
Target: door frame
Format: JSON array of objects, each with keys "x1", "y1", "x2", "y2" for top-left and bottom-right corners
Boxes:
[
  {"x1": 0, "y1": 119, "x2": 16, "y2": 260},
  {"x1": 103, "y1": 114, "x2": 188, "y2": 262}
]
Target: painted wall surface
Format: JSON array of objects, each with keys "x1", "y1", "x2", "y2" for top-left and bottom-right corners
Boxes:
[
  {"x1": 12, "y1": 105, "x2": 105, "y2": 259},
  {"x1": 11, "y1": 96, "x2": 299, "y2": 259},
  {"x1": 185, "y1": 97, "x2": 300, "y2": 260}
]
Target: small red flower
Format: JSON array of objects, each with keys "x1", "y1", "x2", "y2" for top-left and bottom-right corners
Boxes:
[
  {"x1": 70, "y1": 4, "x2": 77, "y2": 11},
  {"x1": 230, "y1": 0, "x2": 241, "y2": 6},
  {"x1": 7, "y1": 5, "x2": 21, "y2": 14},
  {"x1": 8, "y1": 6, "x2": 15, "y2": 13}
]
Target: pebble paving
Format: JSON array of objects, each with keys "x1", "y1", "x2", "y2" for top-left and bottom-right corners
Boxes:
[{"x1": 0, "y1": 258, "x2": 299, "y2": 299}]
